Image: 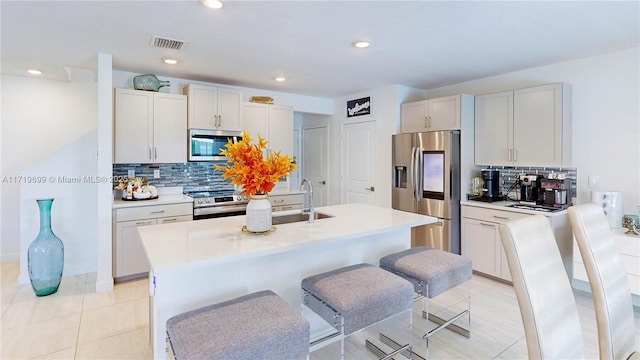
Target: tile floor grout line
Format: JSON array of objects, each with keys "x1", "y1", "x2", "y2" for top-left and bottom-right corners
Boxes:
[{"x1": 491, "y1": 335, "x2": 525, "y2": 359}]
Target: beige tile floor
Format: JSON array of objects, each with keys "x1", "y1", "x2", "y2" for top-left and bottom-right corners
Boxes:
[{"x1": 1, "y1": 260, "x2": 638, "y2": 359}]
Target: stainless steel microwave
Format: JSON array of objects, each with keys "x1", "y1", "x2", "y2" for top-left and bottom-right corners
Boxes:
[{"x1": 188, "y1": 129, "x2": 242, "y2": 161}]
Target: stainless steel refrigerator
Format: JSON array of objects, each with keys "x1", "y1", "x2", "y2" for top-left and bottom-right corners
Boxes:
[{"x1": 392, "y1": 131, "x2": 461, "y2": 254}]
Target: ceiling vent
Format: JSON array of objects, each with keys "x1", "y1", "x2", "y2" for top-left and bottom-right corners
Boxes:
[{"x1": 150, "y1": 36, "x2": 186, "y2": 51}]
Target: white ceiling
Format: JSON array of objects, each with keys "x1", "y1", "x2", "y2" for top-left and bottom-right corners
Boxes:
[{"x1": 1, "y1": 1, "x2": 638, "y2": 98}]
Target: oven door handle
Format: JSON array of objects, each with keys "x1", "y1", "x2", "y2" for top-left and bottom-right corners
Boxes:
[{"x1": 194, "y1": 204, "x2": 248, "y2": 216}]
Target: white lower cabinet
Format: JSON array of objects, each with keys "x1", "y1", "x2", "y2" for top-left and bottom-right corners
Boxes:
[
  {"x1": 270, "y1": 193, "x2": 304, "y2": 212},
  {"x1": 461, "y1": 204, "x2": 572, "y2": 282},
  {"x1": 114, "y1": 203, "x2": 192, "y2": 280}
]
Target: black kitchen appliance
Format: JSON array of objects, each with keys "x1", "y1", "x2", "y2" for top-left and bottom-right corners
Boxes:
[
  {"x1": 481, "y1": 170, "x2": 501, "y2": 201},
  {"x1": 518, "y1": 174, "x2": 539, "y2": 204},
  {"x1": 540, "y1": 178, "x2": 569, "y2": 209}
]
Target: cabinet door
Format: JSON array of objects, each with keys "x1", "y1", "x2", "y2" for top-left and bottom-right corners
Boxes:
[
  {"x1": 474, "y1": 91, "x2": 513, "y2": 166},
  {"x1": 185, "y1": 84, "x2": 217, "y2": 130},
  {"x1": 268, "y1": 105, "x2": 294, "y2": 156},
  {"x1": 115, "y1": 218, "x2": 154, "y2": 278},
  {"x1": 401, "y1": 101, "x2": 428, "y2": 133},
  {"x1": 243, "y1": 102, "x2": 269, "y2": 141},
  {"x1": 114, "y1": 89, "x2": 153, "y2": 164},
  {"x1": 462, "y1": 218, "x2": 501, "y2": 277},
  {"x1": 217, "y1": 88, "x2": 243, "y2": 131},
  {"x1": 428, "y1": 95, "x2": 460, "y2": 131},
  {"x1": 153, "y1": 93, "x2": 187, "y2": 163},
  {"x1": 513, "y1": 83, "x2": 563, "y2": 166}
]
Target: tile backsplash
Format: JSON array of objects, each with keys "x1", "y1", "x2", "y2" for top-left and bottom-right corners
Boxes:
[
  {"x1": 479, "y1": 166, "x2": 577, "y2": 202},
  {"x1": 112, "y1": 162, "x2": 234, "y2": 191}
]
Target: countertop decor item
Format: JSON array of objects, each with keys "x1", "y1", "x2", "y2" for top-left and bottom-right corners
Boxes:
[
  {"x1": 28, "y1": 198, "x2": 64, "y2": 296},
  {"x1": 215, "y1": 130, "x2": 296, "y2": 232},
  {"x1": 114, "y1": 177, "x2": 157, "y2": 200},
  {"x1": 249, "y1": 96, "x2": 274, "y2": 104},
  {"x1": 622, "y1": 214, "x2": 639, "y2": 235},
  {"x1": 133, "y1": 74, "x2": 170, "y2": 92}
]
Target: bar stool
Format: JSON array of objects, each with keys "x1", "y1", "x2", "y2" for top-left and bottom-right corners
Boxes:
[
  {"x1": 380, "y1": 246, "x2": 472, "y2": 358},
  {"x1": 166, "y1": 290, "x2": 310, "y2": 360},
  {"x1": 301, "y1": 263, "x2": 415, "y2": 359}
]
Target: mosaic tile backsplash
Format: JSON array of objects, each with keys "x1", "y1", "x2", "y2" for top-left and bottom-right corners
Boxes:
[
  {"x1": 479, "y1": 165, "x2": 577, "y2": 202},
  {"x1": 112, "y1": 162, "x2": 234, "y2": 191}
]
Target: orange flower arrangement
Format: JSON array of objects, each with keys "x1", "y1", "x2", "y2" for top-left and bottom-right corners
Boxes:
[{"x1": 215, "y1": 131, "x2": 296, "y2": 197}]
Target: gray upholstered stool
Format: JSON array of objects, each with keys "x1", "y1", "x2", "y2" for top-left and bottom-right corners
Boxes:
[
  {"x1": 166, "y1": 290, "x2": 310, "y2": 360},
  {"x1": 380, "y1": 246, "x2": 472, "y2": 348},
  {"x1": 302, "y1": 263, "x2": 415, "y2": 359}
]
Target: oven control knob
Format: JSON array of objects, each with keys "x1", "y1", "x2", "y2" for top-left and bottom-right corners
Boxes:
[
  {"x1": 205, "y1": 198, "x2": 210, "y2": 203},
  {"x1": 198, "y1": 199, "x2": 203, "y2": 204}
]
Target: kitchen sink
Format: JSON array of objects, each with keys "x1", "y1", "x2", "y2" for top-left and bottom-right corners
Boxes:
[{"x1": 272, "y1": 211, "x2": 334, "y2": 225}]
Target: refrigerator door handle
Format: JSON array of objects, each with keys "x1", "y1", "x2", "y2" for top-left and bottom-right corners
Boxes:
[
  {"x1": 412, "y1": 147, "x2": 420, "y2": 202},
  {"x1": 414, "y1": 146, "x2": 421, "y2": 202}
]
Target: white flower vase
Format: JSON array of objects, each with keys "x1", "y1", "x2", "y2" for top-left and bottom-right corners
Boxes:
[{"x1": 246, "y1": 194, "x2": 272, "y2": 232}]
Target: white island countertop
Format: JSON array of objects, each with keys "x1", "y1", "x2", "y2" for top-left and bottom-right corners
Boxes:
[
  {"x1": 139, "y1": 203, "x2": 435, "y2": 272},
  {"x1": 139, "y1": 202, "x2": 435, "y2": 359}
]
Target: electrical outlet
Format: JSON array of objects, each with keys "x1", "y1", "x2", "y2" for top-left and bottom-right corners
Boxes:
[
  {"x1": 154, "y1": 170, "x2": 160, "y2": 179},
  {"x1": 588, "y1": 175, "x2": 600, "y2": 189},
  {"x1": 127, "y1": 170, "x2": 135, "y2": 178}
]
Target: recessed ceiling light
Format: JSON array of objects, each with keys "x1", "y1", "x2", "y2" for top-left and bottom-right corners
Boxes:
[
  {"x1": 163, "y1": 58, "x2": 178, "y2": 65},
  {"x1": 202, "y1": 0, "x2": 223, "y2": 9},
  {"x1": 27, "y1": 69, "x2": 42, "y2": 75},
  {"x1": 352, "y1": 41, "x2": 371, "y2": 49},
  {"x1": 274, "y1": 77, "x2": 286, "y2": 82}
]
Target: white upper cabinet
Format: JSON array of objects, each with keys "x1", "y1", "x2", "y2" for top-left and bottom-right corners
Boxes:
[
  {"x1": 401, "y1": 94, "x2": 466, "y2": 132},
  {"x1": 474, "y1": 91, "x2": 514, "y2": 166},
  {"x1": 243, "y1": 102, "x2": 294, "y2": 156},
  {"x1": 114, "y1": 89, "x2": 187, "y2": 164},
  {"x1": 183, "y1": 84, "x2": 243, "y2": 131},
  {"x1": 475, "y1": 83, "x2": 572, "y2": 167}
]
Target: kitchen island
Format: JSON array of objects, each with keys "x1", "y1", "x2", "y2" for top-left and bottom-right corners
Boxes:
[{"x1": 139, "y1": 203, "x2": 436, "y2": 359}]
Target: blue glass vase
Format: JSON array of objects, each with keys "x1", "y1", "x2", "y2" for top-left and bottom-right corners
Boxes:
[{"x1": 28, "y1": 198, "x2": 64, "y2": 296}]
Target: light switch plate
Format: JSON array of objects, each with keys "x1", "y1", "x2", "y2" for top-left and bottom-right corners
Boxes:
[
  {"x1": 154, "y1": 170, "x2": 160, "y2": 179},
  {"x1": 588, "y1": 175, "x2": 600, "y2": 188},
  {"x1": 127, "y1": 170, "x2": 135, "y2": 178}
]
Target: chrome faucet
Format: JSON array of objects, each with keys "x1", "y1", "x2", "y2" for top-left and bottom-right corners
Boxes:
[{"x1": 300, "y1": 178, "x2": 314, "y2": 223}]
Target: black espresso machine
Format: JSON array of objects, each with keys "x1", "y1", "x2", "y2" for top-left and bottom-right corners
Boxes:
[{"x1": 481, "y1": 170, "x2": 502, "y2": 201}]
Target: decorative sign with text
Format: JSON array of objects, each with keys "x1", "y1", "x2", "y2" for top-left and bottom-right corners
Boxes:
[{"x1": 346, "y1": 97, "x2": 371, "y2": 117}]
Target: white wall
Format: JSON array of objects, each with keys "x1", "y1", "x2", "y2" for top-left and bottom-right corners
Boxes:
[
  {"x1": 327, "y1": 85, "x2": 429, "y2": 207},
  {"x1": 18, "y1": 131, "x2": 98, "y2": 284},
  {"x1": 1, "y1": 74, "x2": 98, "y2": 284},
  {"x1": 422, "y1": 48, "x2": 640, "y2": 215},
  {"x1": 1, "y1": 75, "x2": 98, "y2": 263},
  {"x1": 112, "y1": 70, "x2": 334, "y2": 115}
]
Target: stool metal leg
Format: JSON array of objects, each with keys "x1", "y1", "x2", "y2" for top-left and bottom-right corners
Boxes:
[{"x1": 422, "y1": 282, "x2": 471, "y2": 339}]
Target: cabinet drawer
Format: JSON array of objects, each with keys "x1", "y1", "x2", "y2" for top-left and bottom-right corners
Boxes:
[
  {"x1": 273, "y1": 204, "x2": 303, "y2": 213},
  {"x1": 269, "y1": 194, "x2": 304, "y2": 206},
  {"x1": 116, "y1": 203, "x2": 192, "y2": 222},
  {"x1": 462, "y1": 206, "x2": 530, "y2": 224}
]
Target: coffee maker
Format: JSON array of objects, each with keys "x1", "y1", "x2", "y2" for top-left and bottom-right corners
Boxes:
[
  {"x1": 518, "y1": 174, "x2": 538, "y2": 204},
  {"x1": 540, "y1": 177, "x2": 569, "y2": 208},
  {"x1": 481, "y1": 170, "x2": 501, "y2": 201}
]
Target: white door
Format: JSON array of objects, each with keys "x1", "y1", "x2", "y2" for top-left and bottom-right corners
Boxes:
[
  {"x1": 302, "y1": 125, "x2": 328, "y2": 207},
  {"x1": 342, "y1": 121, "x2": 376, "y2": 204}
]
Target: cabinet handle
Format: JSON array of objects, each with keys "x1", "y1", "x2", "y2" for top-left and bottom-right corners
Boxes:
[
  {"x1": 282, "y1": 206, "x2": 293, "y2": 210},
  {"x1": 161, "y1": 218, "x2": 178, "y2": 223},
  {"x1": 424, "y1": 116, "x2": 428, "y2": 128},
  {"x1": 150, "y1": 210, "x2": 165, "y2": 214},
  {"x1": 136, "y1": 220, "x2": 153, "y2": 225},
  {"x1": 428, "y1": 115, "x2": 432, "y2": 128},
  {"x1": 493, "y1": 215, "x2": 509, "y2": 220},
  {"x1": 154, "y1": 147, "x2": 158, "y2": 159},
  {"x1": 273, "y1": 199, "x2": 284, "y2": 203},
  {"x1": 149, "y1": 147, "x2": 153, "y2": 160},
  {"x1": 480, "y1": 222, "x2": 495, "y2": 227},
  {"x1": 513, "y1": 148, "x2": 517, "y2": 162},
  {"x1": 508, "y1": 148, "x2": 512, "y2": 162}
]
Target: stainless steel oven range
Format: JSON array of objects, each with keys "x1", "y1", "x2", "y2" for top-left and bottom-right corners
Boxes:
[{"x1": 184, "y1": 188, "x2": 249, "y2": 220}]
